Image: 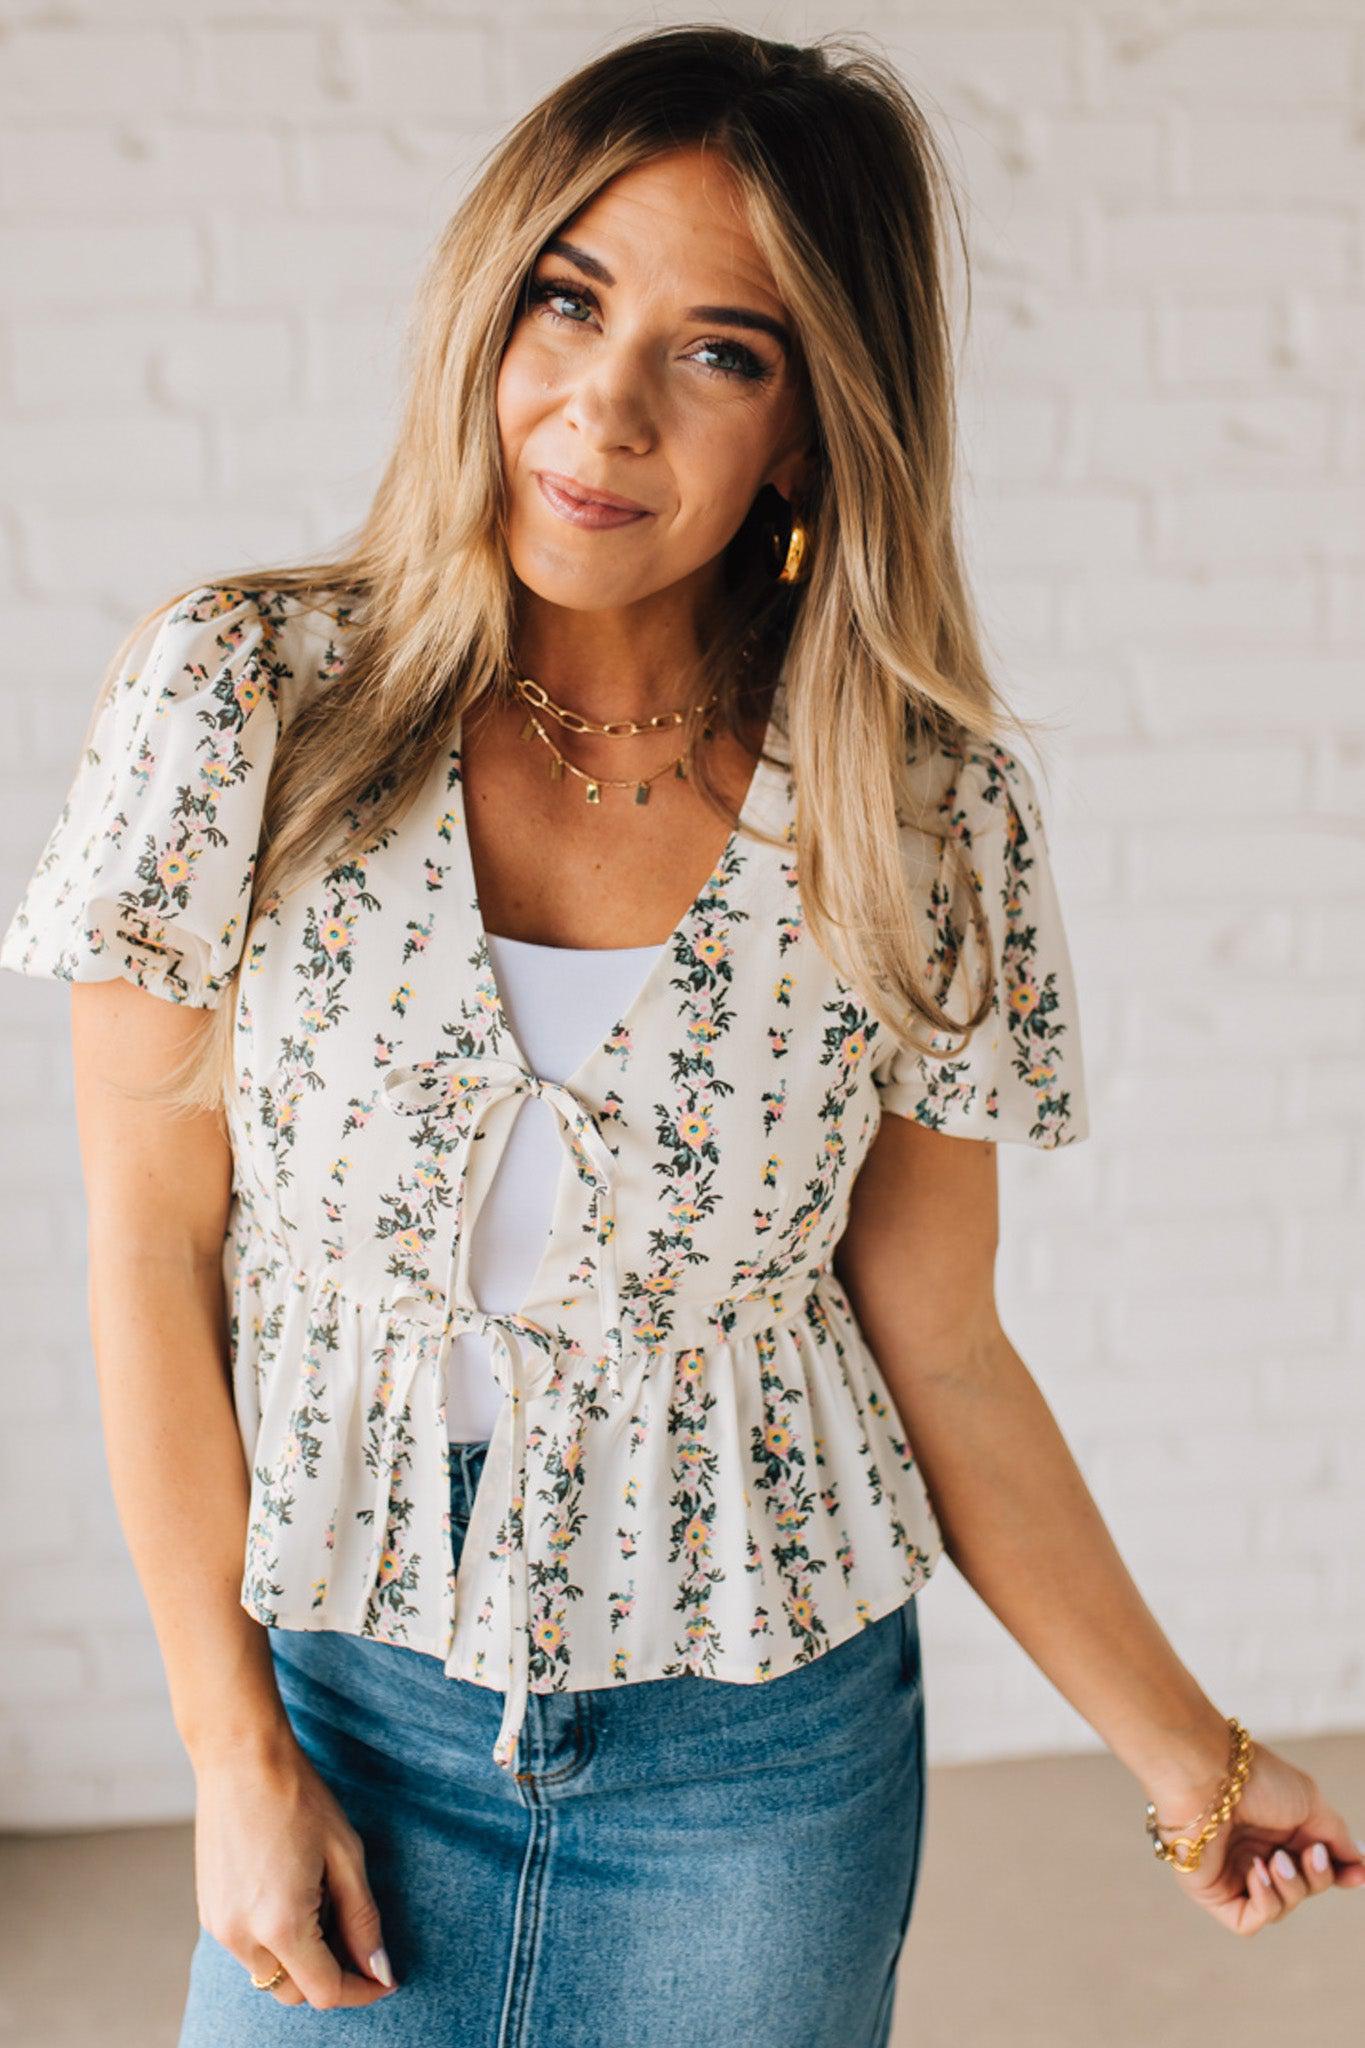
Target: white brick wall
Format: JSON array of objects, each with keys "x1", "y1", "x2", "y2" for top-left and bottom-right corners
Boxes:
[{"x1": 0, "y1": 1, "x2": 1361, "y2": 1828}]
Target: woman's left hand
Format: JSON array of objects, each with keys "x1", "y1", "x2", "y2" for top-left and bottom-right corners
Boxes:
[{"x1": 1147, "y1": 1740, "x2": 1365, "y2": 1936}]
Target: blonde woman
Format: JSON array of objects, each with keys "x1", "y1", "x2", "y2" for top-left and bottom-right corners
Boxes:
[{"x1": 5, "y1": 24, "x2": 1361, "y2": 2047}]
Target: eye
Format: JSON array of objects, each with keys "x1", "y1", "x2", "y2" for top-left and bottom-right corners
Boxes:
[{"x1": 522, "y1": 275, "x2": 774, "y2": 386}]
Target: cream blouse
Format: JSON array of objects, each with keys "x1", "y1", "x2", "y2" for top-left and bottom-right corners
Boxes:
[{"x1": 0, "y1": 584, "x2": 1091, "y2": 1775}]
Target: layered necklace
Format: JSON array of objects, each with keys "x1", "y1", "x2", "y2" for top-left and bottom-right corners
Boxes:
[{"x1": 510, "y1": 673, "x2": 722, "y2": 807}]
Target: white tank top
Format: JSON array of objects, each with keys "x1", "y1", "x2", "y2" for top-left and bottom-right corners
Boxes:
[{"x1": 446, "y1": 932, "x2": 664, "y2": 1441}]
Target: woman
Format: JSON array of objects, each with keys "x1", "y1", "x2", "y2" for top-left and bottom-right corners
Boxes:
[{"x1": 4, "y1": 23, "x2": 1361, "y2": 2046}]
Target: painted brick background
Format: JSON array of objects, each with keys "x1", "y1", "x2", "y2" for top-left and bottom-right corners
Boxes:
[{"x1": 0, "y1": 1, "x2": 1361, "y2": 1830}]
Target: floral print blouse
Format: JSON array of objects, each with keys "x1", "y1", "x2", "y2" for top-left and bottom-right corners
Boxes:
[{"x1": 0, "y1": 584, "x2": 1090, "y2": 1775}]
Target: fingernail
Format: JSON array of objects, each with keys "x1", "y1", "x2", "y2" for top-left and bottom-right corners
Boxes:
[
  {"x1": 1309, "y1": 1842, "x2": 1330, "y2": 1873},
  {"x1": 1252, "y1": 1854, "x2": 1270, "y2": 1886},
  {"x1": 1273, "y1": 1848, "x2": 1297, "y2": 1881},
  {"x1": 369, "y1": 1947, "x2": 394, "y2": 1988}
]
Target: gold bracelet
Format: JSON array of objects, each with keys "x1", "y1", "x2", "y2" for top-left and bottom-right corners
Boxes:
[{"x1": 1143, "y1": 1716, "x2": 1254, "y2": 1874}]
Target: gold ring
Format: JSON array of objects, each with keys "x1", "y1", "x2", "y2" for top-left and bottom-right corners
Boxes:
[{"x1": 250, "y1": 1962, "x2": 287, "y2": 1991}]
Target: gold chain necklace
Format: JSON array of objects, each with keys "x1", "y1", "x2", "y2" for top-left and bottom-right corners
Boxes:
[{"x1": 511, "y1": 674, "x2": 721, "y2": 806}]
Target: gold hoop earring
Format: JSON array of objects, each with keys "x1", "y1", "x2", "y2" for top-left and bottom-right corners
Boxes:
[{"x1": 776, "y1": 515, "x2": 809, "y2": 584}]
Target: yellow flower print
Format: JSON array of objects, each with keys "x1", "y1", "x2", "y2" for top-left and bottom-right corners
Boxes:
[
  {"x1": 679, "y1": 1111, "x2": 711, "y2": 1150},
  {"x1": 679, "y1": 1350, "x2": 705, "y2": 1381},
  {"x1": 685, "y1": 1615, "x2": 709, "y2": 1641},
  {"x1": 791, "y1": 1595, "x2": 812, "y2": 1629},
  {"x1": 157, "y1": 851, "x2": 190, "y2": 889},
  {"x1": 697, "y1": 935, "x2": 728, "y2": 967},
  {"x1": 414, "y1": 1162, "x2": 442, "y2": 1188},
  {"x1": 563, "y1": 1440, "x2": 583, "y2": 1474},
  {"x1": 394, "y1": 1227, "x2": 425, "y2": 1262},
  {"x1": 377, "y1": 1547, "x2": 402, "y2": 1585},
  {"x1": 764, "y1": 1421, "x2": 791, "y2": 1455},
  {"x1": 535, "y1": 1618, "x2": 564, "y2": 1652},
  {"x1": 1025, "y1": 1061, "x2": 1055, "y2": 1086},
  {"x1": 679, "y1": 1438, "x2": 704, "y2": 1466},
  {"x1": 548, "y1": 1525, "x2": 573, "y2": 1553},
  {"x1": 684, "y1": 1515, "x2": 710, "y2": 1552},
  {"x1": 319, "y1": 917, "x2": 350, "y2": 956},
  {"x1": 644, "y1": 1272, "x2": 677, "y2": 1298},
  {"x1": 310, "y1": 1577, "x2": 328, "y2": 1604},
  {"x1": 776, "y1": 1505, "x2": 804, "y2": 1531},
  {"x1": 1010, "y1": 981, "x2": 1039, "y2": 1017},
  {"x1": 234, "y1": 674, "x2": 263, "y2": 715},
  {"x1": 687, "y1": 1017, "x2": 720, "y2": 1048},
  {"x1": 669, "y1": 1198, "x2": 704, "y2": 1224},
  {"x1": 375, "y1": 1368, "x2": 393, "y2": 1409},
  {"x1": 201, "y1": 755, "x2": 233, "y2": 788},
  {"x1": 844, "y1": 1030, "x2": 867, "y2": 1064}
]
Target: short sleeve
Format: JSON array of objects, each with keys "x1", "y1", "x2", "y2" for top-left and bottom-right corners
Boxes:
[
  {"x1": 0, "y1": 584, "x2": 280, "y2": 1008},
  {"x1": 871, "y1": 739, "x2": 1090, "y2": 1147}
]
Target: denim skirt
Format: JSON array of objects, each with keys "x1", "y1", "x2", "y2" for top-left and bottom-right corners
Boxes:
[{"x1": 177, "y1": 1436, "x2": 928, "y2": 2047}]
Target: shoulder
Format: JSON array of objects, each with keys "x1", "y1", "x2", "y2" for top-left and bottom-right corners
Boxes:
[
  {"x1": 896, "y1": 726, "x2": 1050, "y2": 858},
  {"x1": 132, "y1": 581, "x2": 357, "y2": 733}
]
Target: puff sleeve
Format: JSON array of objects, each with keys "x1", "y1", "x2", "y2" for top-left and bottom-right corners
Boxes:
[
  {"x1": 870, "y1": 738, "x2": 1090, "y2": 1147},
  {"x1": 0, "y1": 584, "x2": 280, "y2": 1008}
]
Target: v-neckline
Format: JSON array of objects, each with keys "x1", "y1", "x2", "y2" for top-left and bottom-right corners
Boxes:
[{"x1": 451, "y1": 679, "x2": 788, "y2": 1099}]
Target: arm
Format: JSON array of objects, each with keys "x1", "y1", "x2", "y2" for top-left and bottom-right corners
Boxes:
[
  {"x1": 834, "y1": 1114, "x2": 1225, "y2": 1805},
  {"x1": 834, "y1": 1110, "x2": 1365, "y2": 1929},
  {"x1": 72, "y1": 977, "x2": 293, "y2": 1770}
]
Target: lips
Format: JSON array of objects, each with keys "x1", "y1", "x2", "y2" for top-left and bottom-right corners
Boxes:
[{"x1": 538, "y1": 470, "x2": 649, "y2": 513}]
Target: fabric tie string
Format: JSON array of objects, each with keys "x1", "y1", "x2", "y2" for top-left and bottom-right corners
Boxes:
[{"x1": 379, "y1": 1051, "x2": 629, "y2": 1772}]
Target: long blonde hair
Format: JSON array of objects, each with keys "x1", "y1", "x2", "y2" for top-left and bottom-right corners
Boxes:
[{"x1": 100, "y1": 22, "x2": 1056, "y2": 1119}]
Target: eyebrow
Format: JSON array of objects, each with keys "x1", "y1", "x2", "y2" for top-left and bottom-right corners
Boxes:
[{"x1": 538, "y1": 236, "x2": 792, "y2": 359}]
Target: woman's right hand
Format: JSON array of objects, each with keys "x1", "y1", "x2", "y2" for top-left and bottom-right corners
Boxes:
[{"x1": 191, "y1": 1728, "x2": 399, "y2": 2009}]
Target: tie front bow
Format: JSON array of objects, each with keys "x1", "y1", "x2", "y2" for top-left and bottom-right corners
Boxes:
[{"x1": 378, "y1": 1049, "x2": 629, "y2": 1772}]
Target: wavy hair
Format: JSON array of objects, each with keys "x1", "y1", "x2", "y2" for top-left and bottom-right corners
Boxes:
[{"x1": 94, "y1": 21, "x2": 1054, "y2": 1118}]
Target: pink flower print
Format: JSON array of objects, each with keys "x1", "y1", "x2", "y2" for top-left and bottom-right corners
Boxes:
[
  {"x1": 677, "y1": 1349, "x2": 705, "y2": 1388},
  {"x1": 686, "y1": 1015, "x2": 721, "y2": 1053},
  {"x1": 678, "y1": 1110, "x2": 711, "y2": 1152}
]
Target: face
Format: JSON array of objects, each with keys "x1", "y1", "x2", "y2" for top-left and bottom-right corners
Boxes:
[{"x1": 496, "y1": 146, "x2": 813, "y2": 630}]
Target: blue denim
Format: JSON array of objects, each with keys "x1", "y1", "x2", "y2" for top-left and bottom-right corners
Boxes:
[{"x1": 178, "y1": 1436, "x2": 927, "y2": 2046}]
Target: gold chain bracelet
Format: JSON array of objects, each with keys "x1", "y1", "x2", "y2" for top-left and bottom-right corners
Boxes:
[{"x1": 1143, "y1": 1716, "x2": 1254, "y2": 1873}]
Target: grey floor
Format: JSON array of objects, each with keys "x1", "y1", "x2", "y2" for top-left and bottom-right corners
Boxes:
[{"x1": 2, "y1": 1729, "x2": 1361, "y2": 2047}]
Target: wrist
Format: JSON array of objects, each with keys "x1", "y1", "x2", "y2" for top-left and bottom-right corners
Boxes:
[
  {"x1": 181, "y1": 1709, "x2": 299, "y2": 1778},
  {"x1": 1135, "y1": 1699, "x2": 1240, "y2": 1821}
]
